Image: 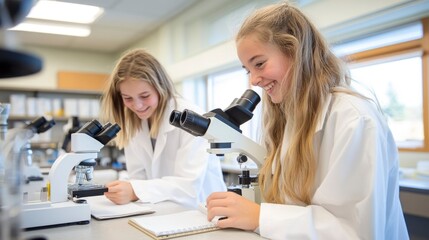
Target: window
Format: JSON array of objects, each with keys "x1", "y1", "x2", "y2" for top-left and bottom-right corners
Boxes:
[
  {"x1": 207, "y1": 69, "x2": 248, "y2": 109},
  {"x1": 179, "y1": 77, "x2": 207, "y2": 111},
  {"x1": 336, "y1": 18, "x2": 429, "y2": 151},
  {"x1": 350, "y1": 54, "x2": 423, "y2": 149}
]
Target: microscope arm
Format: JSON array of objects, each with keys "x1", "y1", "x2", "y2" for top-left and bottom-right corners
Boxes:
[
  {"x1": 202, "y1": 117, "x2": 266, "y2": 168},
  {"x1": 48, "y1": 133, "x2": 104, "y2": 203},
  {"x1": 49, "y1": 152, "x2": 97, "y2": 203}
]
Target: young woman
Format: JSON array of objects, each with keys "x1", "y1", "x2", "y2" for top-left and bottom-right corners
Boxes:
[
  {"x1": 100, "y1": 49, "x2": 226, "y2": 208},
  {"x1": 206, "y1": 2, "x2": 409, "y2": 239}
]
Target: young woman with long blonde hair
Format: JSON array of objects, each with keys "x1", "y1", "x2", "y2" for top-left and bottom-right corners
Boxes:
[
  {"x1": 100, "y1": 49, "x2": 226, "y2": 207},
  {"x1": 206, "y1": 2, "x2": 408, "y2": 239}
]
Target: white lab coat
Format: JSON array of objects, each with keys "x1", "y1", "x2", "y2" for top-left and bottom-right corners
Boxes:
[
  {"x1": 259, "y1": 93, "x2": 409, "y2": 240},
  {"x1": 124, "y1": 98, "x2": 226, "y2": 208}
]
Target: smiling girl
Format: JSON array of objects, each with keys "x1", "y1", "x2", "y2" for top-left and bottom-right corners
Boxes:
[
  {"x1": 100, "y1": 49, "x2": 226, "y2": 207},
  {"x1": 206, "y1": 2, "x2": 408, "y2": 239}
]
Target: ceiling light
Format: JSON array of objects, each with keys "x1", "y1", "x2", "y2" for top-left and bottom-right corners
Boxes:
[
  {"x1": 9, "y1": 21, "x2": 91, "y2": 37},
  {"x1": 27, "y1": 0, "x2": 103, "y2": 24}
]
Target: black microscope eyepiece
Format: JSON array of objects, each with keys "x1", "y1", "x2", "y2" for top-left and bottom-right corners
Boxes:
[
  {"x1": 76, "y1": 119, "x2": 103, "y2": 137},
  {"x1": 224, "y1": 89, "x2": 260, "y2": 126},
  {"x1": 169, "y1": 110, "x2": 182, "y2": 128},
  {"x1": 94, "y1": 123, "x2": 121, "y2": 145},
  {"x1": 25, "y1": 116, "x2": 56, "y2": 134},
  {"x1": 179, "y1": 109, "x2": 210, "y2": 137}
]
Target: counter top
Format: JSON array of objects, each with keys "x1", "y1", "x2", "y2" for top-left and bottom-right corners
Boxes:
[
  {"x1": 399, "y1": 178, "x2": 429, "y2": 194},
  {"x1": 399, "y1": 167, "x2": 429, "y2": 194},
  {"x1": 21, "y1": 201, "x2": 264, "y2": 240}
]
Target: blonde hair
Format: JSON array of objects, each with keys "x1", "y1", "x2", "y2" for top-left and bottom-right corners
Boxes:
[
  {"x1": 237, "y1": 1, "x2": 352, "y2": 205},
  {"x1": 100, "y1": 49, "x2": 177, "y2": 149}
]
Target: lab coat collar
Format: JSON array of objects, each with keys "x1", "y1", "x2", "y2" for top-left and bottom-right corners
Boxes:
[
  {"x1": 315, "y1": 93, "x2": 332, "y2": 133},
  {"x1": 139, "y1": 98, "x2": 177, "y2": 158},
  {"x1": 140, "y1": 120, "x2": 154, "y2": 157}
]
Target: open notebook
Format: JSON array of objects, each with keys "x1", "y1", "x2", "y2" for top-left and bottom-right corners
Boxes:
[
  {"x1": 83, "y1": 195, "x2": 155, "y2": 220},
  {"x1": 129, "y1": 210, "x2": 220, "y2": 239}
]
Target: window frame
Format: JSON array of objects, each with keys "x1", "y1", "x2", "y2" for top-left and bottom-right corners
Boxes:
[{"x1": 343, "y1": 17, "x2": 429, "y2": 152}]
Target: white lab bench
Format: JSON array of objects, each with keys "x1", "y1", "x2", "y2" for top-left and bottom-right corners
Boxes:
[
  {"x1": 21, "y1": 201, "x2": 265, "y2": 240},
  {"x1": 398, "y1": 168, "x2": 429, "y2": 210},
  {"x1": 20, "y1": 164, "x2": 428, "y2": 240},
  {"x1": 22, "y1": 170, "x2": 264, "y2": 240}
]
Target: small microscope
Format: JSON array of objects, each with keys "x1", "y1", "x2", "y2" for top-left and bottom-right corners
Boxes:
[
  {"x1": 170, "y1": 89, "x2": 266, "y2": 203},
  {"x1": 21, "y1": 119, "x2": 121, "y2": 229},
  {"x1": 21, "y1": 117, "x2": 56, "y2": 183},
  {"x1": 0, "y1": 114, "x2": 55, "y2": 235}
]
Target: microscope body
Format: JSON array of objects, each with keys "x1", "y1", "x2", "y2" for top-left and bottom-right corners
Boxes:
[
  {"x1": 21, "y1": 120, "x2": 121, "y2": 229},
  {"x1": 205, "y1": 116, "x2": 265, "y2": 203},
  {"x1": 170, "y1": 89, "x2": 266, "y2": 203},
  {"x1": 49, "y1": 133, "x2": 104, "y2": 203},
  {"x1": 0, "y1": 116, "x2": 57, "y2": 231}
]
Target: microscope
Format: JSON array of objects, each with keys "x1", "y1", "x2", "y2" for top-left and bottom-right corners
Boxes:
[
  {"x1": 21, "y1": 117, "x2": 57, "y2": 183},
  {"x1": 1, "y1": 115, "x2": 56, "y2": 172},
  {"x1": 21, "y1": 119, "x2": 121, "y2": 229},
  {"x1": 0, "y1": 115, "x2": 55, "y2": 236},
  {"x1": 170, "y1": 89, "x2": 266, "y2": 203}
]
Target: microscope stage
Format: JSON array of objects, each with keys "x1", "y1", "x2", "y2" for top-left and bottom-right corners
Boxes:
[{"x1": 68, "y1": 184, "x2": 108, "y2": 198}]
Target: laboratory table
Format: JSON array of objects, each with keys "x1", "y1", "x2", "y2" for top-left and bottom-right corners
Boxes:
[
  {"x1": 399, "y1": 177, "x2": 429, "y2": 218},
  {"x1": 22, "y1": 201, "x2": 266, "y2": 240}
]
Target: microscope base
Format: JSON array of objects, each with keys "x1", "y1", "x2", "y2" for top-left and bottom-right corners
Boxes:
[{"x1": 21, "y1": 201, "x2": 91, "y2": 229}]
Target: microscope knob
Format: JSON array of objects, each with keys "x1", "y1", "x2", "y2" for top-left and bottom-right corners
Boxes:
[
  {"x1": 237, "y1": 154, "x2": 248, "y2": 163},
  {"x1": 239, "y1": 169, "x2": 258, "y2": 185}
]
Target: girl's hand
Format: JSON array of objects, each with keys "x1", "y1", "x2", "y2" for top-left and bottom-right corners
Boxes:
[
  {"x1": 104, "y1": 180, "x2": 138, "y2": 204},
  {"x1": 206, "y1": 191, "x2": 260, "y2": 231}
]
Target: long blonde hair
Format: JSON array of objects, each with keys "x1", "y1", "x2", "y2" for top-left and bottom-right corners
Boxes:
[
  {"x1": 237, "y1": 1, "x2": 351, "y2": 205},
  {"x1": 100, "y1": 49, "x2": 177, "y2": 149}
]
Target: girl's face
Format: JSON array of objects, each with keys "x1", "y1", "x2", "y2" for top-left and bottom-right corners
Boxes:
[
  {"x1": 119, "y1": 78, "x2": 159, "y2": 121},
  {"x1": 237, "y1": 34, "x2": 292, "y2": 104}
]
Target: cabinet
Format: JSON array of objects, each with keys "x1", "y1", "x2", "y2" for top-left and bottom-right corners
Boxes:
[{"x1": 399, "y1": 181, "x2": 429, "y2": 239}]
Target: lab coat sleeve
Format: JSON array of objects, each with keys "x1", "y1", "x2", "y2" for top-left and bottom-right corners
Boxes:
[
  {"x1": 130, "y1": 130, "x2": 216, "y2": 208},
  {"x1": 259, "y1": 111, "x2": 398, "y2": 239}
]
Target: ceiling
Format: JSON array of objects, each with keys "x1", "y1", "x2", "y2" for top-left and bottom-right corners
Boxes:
[{"x1": 3, "y1": 0, "x2": 200, "y2": 54}]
